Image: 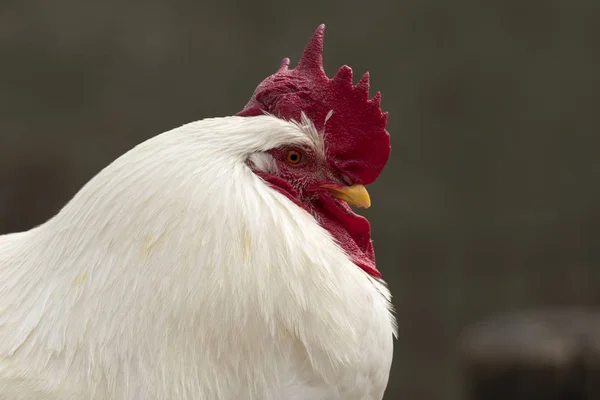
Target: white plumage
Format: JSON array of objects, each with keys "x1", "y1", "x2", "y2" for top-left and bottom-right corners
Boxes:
[{"x1": 0, "y1": 115, "x2": 396, "y2": 399}]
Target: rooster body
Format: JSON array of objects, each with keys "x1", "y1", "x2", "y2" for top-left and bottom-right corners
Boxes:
[{"x1": 0, "y1": 26, "x2": 396, "y2": 400}]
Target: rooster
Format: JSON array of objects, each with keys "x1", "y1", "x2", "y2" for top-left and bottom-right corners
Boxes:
[{"x1": 0, "y1": 25, "x2": 396, "y2": 400}]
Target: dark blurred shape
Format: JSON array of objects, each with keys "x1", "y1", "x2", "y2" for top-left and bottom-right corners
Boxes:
[{"x1": 462, "y1": 309, "x2": 600, "y2": 400}]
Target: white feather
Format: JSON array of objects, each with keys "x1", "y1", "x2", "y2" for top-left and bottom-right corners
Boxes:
[{"x1": 0, "y1": 115, "x2": 395, "y2": 399}]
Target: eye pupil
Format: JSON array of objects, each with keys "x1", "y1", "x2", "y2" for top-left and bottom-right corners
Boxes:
[{"x1": 286, "y1": 150, "x2": 303, "y2": 165}]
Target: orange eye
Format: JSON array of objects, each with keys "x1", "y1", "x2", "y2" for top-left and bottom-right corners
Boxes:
[{"x1": 285, "y1": 150, "x2": 304, "y2": 165}]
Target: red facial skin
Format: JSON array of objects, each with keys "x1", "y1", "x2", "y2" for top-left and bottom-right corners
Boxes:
[
  {"x1": 252, "y1": 147, "x2": 379, "y2": 278},
  {"x1": 238, "y1": 25, "x2": 390, "y2": 278}
]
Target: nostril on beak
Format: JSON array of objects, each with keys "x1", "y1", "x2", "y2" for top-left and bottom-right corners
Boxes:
[{"x1": 339, "y1": 173, "x2": 352, "y2": 186}]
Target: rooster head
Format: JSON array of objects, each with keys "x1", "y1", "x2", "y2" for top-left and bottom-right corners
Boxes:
[{"x1": 237, "y1": 25, "x2": 391, "y2": 278}]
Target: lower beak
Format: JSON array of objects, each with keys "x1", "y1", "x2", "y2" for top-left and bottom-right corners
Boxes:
[{"x1": 320, "y1": 184, "x2": 371, "y2": 209}]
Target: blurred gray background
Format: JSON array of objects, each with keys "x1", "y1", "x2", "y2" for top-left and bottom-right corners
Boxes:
[{"x1": 1, "y1": 0, "x2": 598, "y2": 398}]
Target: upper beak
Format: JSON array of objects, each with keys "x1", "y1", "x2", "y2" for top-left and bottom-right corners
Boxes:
[{"x1": 320, "y1": 184, "x2": 371, "y2": 209}]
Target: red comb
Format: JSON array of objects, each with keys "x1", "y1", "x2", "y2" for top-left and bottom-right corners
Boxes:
[{"x1": 236, "y1": 24, "x2": 390, "y2": 185}]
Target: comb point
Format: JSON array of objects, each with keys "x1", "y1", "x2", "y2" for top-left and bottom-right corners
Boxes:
[
  {"x1": 296, "y1": 24, "x2": 325, "y2": 71},
  {"x1": 356, "y1": 72, "x2": 370, "y2": 96},
  {"x1": 277, "y1": 58, "x2": 291, "y2": 72},
  {"x1": 372, "y1": 91, "x2": 382, "y2": 107},
  {"x1": 333, "y1": 65, "x2": 353, "y2": 86}
]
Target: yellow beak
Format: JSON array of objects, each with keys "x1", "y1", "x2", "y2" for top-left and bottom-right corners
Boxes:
[{"x1": 320, "y1": 184, "x2": 371, "y2": 209}]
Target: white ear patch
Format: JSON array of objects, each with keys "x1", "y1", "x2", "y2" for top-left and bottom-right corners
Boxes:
[{"x1": 247, "y1": 152, "x2": 279, "y2": 174}]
